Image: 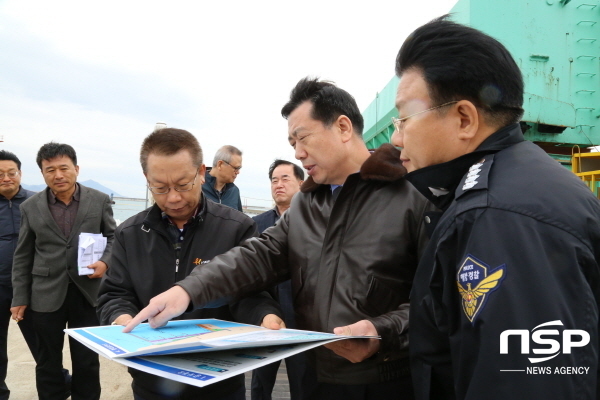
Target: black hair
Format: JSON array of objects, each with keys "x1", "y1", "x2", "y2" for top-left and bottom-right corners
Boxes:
[
  {"x1": 268, "y1": 159, "x2": 305, "y2": 181},
  {"x1": 140, "y1": 128, "x2": 203, "y2": 174},
  {"x1": 281, "y1": 77, "x2": 364, "y2": 135},
  {"x1": 36, "y1": 142, "x2": 77, "y2": 170},
  {"x1": 396, "y1": 15, "x2": 524, "y2": 126},
  {"x1": 0, "y1": 150, "x2": 21, "y2": 170}
]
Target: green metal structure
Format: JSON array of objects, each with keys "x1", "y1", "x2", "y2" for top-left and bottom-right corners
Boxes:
[{"x1": 362, "y1": 0, "x2": 599, "y2": 166}]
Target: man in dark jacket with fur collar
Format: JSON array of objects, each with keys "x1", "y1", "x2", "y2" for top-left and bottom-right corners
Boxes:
[{"x1": 125, "y1": 79, "x2": 436, "y2": 400}]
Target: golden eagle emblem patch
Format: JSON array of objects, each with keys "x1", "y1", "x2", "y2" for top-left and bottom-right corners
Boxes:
[{"x1": 457, "y1": 255, "x2": 506, "y2": 323}]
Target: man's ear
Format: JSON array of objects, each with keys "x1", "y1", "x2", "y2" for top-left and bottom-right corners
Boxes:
[
  {"x1": 198, "y1": 164, "x2": 206, "y2": 185},
  {"x1": 337, "y1": 115, "x2": 354, "y2": 143},
  {"x1": 455, "y1": 100, "x2": 479, "y2": 141}
]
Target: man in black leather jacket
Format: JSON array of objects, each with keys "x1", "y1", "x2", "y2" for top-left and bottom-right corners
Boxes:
[{"x1": 125, "y1": 79, "x2": 436, "y2": 400}]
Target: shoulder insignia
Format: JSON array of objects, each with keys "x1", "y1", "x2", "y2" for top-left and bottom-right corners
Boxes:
[
  {"x1": 456, "y1": 254, "x2": 506, "y2": 323},
  {"x1": 456, "y1": 157, "x2": 495, "y2": 198},
  {"x1": 462, "y1": 159, "x2": 484, "y2": 190}
]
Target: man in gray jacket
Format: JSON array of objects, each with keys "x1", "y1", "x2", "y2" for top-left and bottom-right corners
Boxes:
[
  {"x1": 11, "y1": 142, "x2": 116, "y2": 400},
  {"x1": 0, "y1": 150, "x2": 71, "y2": 400},
  {"x1": 126, "y1": 78, "x2": 436, "y2": 399}
]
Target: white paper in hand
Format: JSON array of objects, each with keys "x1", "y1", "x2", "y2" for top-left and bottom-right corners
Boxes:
[{"x1": 78, "y1": 233, "x2": 107, "y2": 275}]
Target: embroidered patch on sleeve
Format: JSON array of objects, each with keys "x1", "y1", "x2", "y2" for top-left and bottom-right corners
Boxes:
[{"x1": 456, "y1": 254, "x2": 506, "y2": 323}]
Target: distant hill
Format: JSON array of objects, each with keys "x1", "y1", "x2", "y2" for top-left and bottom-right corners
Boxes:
[
  {"x1": 21, "y1": 183, "x2": 46, "y2": 192},
  {"x1": 22, "y1": 179, "x2": 122, "y2": 197},
  {"x1": 80, "y1": 180, "x2": 122, "y2": 197}
]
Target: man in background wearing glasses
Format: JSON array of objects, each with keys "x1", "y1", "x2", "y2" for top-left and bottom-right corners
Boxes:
[
  {"x1": 97, "y1": 128, "x2": 283, "y2": 400},
  {"x1": 0, "y1": 150, "x2": 73, "y2": 400},
  {"x1": 0, "y1": 150, "x2": 35, "y2": 400},
  {"x1": 202, "y1": 145, "x2": 243, "y2": 212}
]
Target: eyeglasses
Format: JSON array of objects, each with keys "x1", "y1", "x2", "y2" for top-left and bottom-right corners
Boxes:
[
  {"x1": 392, "y1": 101, "x2": 459, "y2": 131},
  {"x1": 148, "y1": 170, "x2": 199, "y2": 195},
  {"x1": 0, "y1": 171, "x2": 19, "y2": 180},
  {"x1": 222, "y1": 160, "x2": 242, "y2": 171}
]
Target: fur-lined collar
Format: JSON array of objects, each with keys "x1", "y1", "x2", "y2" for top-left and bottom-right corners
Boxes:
[{"x1": 300, "y1": 143, "x2": 407, "y2": 193}]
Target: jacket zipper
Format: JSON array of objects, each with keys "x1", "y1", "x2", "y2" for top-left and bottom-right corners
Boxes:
[{"x1": 174, "y1": 240, "x2": 182, "y2": 282}]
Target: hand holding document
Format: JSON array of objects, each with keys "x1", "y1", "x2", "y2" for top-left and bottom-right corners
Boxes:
[{"x1": 78, "y1": 233, "x2": 107, "y2": 275}]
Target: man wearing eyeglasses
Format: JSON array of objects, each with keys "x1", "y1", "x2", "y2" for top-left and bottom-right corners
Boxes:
[
  {"x1": 392, "y1": 17, "x2": 600, "y2": 400},
  {"x1": 202, "y1": 145, "x2": 243, "y2": 212},
  {"x1": 124, "y1": 79, "x2": 437, "y2": 400},
  {"x1": 0, "y1": 150, "x2": 37, "y2": 400},
  {"x1": 97, "y1": 128, "x2": 283, "y2": 400},
  {"x1": 0, "y1": 152, "x2": 73, "y2": 400}
]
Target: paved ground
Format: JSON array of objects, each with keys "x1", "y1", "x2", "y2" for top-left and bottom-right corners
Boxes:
[{"x1": 5, "y1": 320, "x2": 292, "y2": 399}]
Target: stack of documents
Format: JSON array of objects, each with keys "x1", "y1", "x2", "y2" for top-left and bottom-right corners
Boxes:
[
  {"x1": 66, "y1": 319, "x2": 377, "y2": 387},
  {"x1": 77, "y1": 233, "x2": 107, "y2": 275}
]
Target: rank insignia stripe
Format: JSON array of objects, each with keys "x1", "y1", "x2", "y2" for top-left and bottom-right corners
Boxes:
[
  {"x1": 456, "y1": 254, "x2": 506, "y2": 323},
  {"x1": 457, "y1": 156, "x2": 494, "y2": 196}
]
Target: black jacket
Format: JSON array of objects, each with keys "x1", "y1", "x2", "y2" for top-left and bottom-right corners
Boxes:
[
  {"x1": 252, "y1": 208, "x2": 280, "y2": 234},
  {"x1": 97, "y1": 197, "x2": 282, "y2": 399},
  {"x1": 407, "y1": 124, "x2": 600, "y2": 400},
  {"x1": 0, "y1": 186, "x2": 34, "y2": 285},
  {"x1": 178, "y1": 144, "x2": 436, "y2": 385}
]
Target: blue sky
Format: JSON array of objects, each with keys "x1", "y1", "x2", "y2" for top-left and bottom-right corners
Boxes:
[{"x1": 0, "y1": 0, "x2": 457, "y2": 206}]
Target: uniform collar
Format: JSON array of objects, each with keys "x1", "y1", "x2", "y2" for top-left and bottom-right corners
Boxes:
[{"x1": 404, "y1": 123, "x2": 524, "y2": 211}]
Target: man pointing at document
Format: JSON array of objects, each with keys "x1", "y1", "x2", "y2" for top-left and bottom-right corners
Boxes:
[{"x1": 126, "y1": 78, "x2": 435, "y2": 399}]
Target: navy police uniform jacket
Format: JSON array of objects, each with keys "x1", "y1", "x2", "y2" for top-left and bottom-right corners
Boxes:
[{"x1": 406, "y1": 124, "x2": 600, "y2": 400}]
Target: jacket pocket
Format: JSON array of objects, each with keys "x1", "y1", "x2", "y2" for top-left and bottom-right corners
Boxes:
[
  {"x1": 32, "y1": 266, "x2": 50, "y2": 277},
  {"x1": 361, "y1": 275, "x2": 405, "y2": 317}
]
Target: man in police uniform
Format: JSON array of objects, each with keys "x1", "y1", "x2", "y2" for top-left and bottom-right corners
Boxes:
[{"x1": 392, "y1": 16, "x2": 600, "y2": 399}]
